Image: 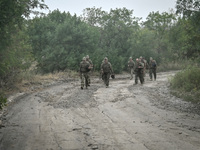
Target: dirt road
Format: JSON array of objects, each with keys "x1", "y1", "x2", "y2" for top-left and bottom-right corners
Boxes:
[{"x1": 0, "y1": 72, "x2": 200, "y2": 150}]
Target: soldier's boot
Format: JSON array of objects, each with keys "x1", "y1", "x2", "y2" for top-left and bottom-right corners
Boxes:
[{"x1": 81, "y1": 87, "x2": 83, "y2": 90}]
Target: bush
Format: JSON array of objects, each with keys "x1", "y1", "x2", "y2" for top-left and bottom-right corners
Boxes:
[
  {"x1": 157, "y1": 60, "x2": 189, "y2": 72},
  {"x1": 0, "y1": 93, "x2": 7, "y2": 109},
  {"x1": 170, "y1": 66, "x2": 200, "y2": 103}
]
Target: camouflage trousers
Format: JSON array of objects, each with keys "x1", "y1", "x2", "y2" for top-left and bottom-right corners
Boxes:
[
  {"x1": 80, "y1": 72, "x2": 89, "y2": 88},
  {"x1": 129, "y1": 68, "x2": 134, "y2": 79},
  {"x1": 149, "y1": 68, "x2": 156, "y2": 80},
  {"x1": 102, "y1": 72, "x2": 110, "y2": 86},
  {"x1": 135, "y1": 70, "x2": 144, "y2": 84},
  {"x1": 87, "y1": 71, "x2": 91, "y2": 85}
]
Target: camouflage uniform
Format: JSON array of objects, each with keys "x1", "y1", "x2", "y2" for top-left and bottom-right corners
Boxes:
[
  {"x1": 86, "y1": 55, "x2": 93, "y2": 86},
  {"x1": 128, "y1": 57, "x2": 135, "y2": 80},
  {"x1": 101, "y1": 58, "x2": 113, "y2": 87},
  {"x1": 141, "y1": 58, "x2": 147, "y2": 77},
  {"x1": 149, "y1": 58, "x2": 157, "y2": 81},
  {"x1": 80, "y1": 58, "x2": 90, "y2": 89},
  {"x1": 134, "y1": 59, "x2": 144, "y2": 84}
]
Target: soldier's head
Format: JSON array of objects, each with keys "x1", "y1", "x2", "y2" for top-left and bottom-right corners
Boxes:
[
  {"x1": 140, "y1": 56, "x2": 143, "y2": 59},
  {"x1": 104, "y1": 57, "x2": 108, "y2": 63},
  {"x1": 129, "y1": 57, "x2": 132, "y2": 60},
  {"x1": 136, "y1": 58, "x2": 139, "y2": 62},
  {"x1": 150, "y1": 57, "x2": 153, "y2": 61},
  {"x1": 82, "y1": 57, "x2": 86, "y2": 61},
  {"x1": 86, "y1": 55, "x2": 89, "y2": 60}
]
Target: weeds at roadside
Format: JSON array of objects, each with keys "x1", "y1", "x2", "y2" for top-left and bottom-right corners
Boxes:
[
  {"x1": 170, "y1": 66, "x2": 200, "y2": 103},
  {"x1": 0, "y1": 93, "x2": 7, "y2": 109}
]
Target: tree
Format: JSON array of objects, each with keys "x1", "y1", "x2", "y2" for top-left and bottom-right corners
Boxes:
[
  {"x1": 28, "y1": 10, "x2": 100, "y2": 73},
  {"x1": 0, "y1": 0, "x2": 47, "y2": 80},
  {"x1": 143, "y1": 11, "x2": 177, "y2": 60},
  {"x1": 176, "y1": 0, "x2": 200, "y2": 17},
  {"x1": 175, "y1": 0, "x2": 200, "y2": 58}
]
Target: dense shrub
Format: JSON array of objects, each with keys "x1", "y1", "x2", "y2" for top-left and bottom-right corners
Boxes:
[{"x1": 170, "y1": 66, "x2": 200, "y2": 103}]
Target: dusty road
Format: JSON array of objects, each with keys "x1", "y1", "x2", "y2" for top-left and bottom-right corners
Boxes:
[{"x1": 0, "y1": 72, "x2": 200, "y2": 150}]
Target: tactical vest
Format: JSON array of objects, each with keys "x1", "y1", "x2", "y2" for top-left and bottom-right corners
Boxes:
[
  {"x1": 150, "y1": 60, "x2": 156, "y2": 69},
  {"x1": 128, "y1": 60, "x2": 135, "y2": 68},
  {"x1": 80, "y1": 61, "x2": 89, "y2": 72},
  {"x1": 102, "y1": 62, "x2": 112, "y2": 73}
]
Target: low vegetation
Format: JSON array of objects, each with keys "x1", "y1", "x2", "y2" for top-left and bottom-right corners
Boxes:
[{"x1": 170, "y1": 66, "x2": 200, "y2": 103}]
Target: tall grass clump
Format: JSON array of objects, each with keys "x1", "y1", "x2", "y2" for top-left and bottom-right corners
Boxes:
[
  {"x1": 158, "y1": 59, "x2": 189, "y2": 72},
  {"x1": 170, "y1": 66, "x2": 200, "y2": 103},
  {"x1": 0, "y1": 93, "x2": 7, "y2": 109}
]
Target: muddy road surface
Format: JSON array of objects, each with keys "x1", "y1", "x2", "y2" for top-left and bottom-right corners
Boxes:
[{"x1": 0, "y1": 72, "x2": 200, "y2": 150}]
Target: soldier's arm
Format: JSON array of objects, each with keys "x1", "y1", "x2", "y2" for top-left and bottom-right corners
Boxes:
[
  {"x1": 109, "y1": 63, "x2": 114, "y2": 74},
  {"x1": 101, "y1": 63, "x2": 104, "y2": 73}
]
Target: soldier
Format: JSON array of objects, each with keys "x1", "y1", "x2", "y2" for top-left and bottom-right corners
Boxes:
[
  {"x1": 128, "y1": 57, "x2": 135, "y2": 80},
  {"x1": 101, "y1": 57, "x2": 114, "y2": 88},
  {"x1": 140, "y1": 56, "x2": 147, "y2": 75},
  {"x1": 86, "y1": 55, "x2": 93, "y2": 86},
  {"x1": 149, "y1": 57, "x2": 157, "y2": 81},
  {"x1": 134, "y1": 58, "x2": 144, "y2": 85},
  {"x1": 80, "y1": 57, "x2": 90, "y2": 89},
  {"x1": 140, "y1": 56, "x2": 148, "y2": 83}
]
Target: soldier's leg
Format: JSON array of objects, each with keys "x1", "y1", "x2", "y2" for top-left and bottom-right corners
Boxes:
[
  {"x1": 153, "y1": 69, "x2": 156, "y2": 80},
  {"x1": 139, "y1": 73, "x2": 143, "y2": 84},
  {"x1": 80, "y1": 73, "x2": 84, "y2": 89},
  {"x1": 106, "y1": 73, "x2": 110, "y2": 87},
  {"x1": 130, "y1": 68, "x2": 133, "y2": 79},
  {"x1": 135, "y1": 73, "x2": 138, "y2": 84},
  {"x1": 149, "y1": 69, "x2": 153, "y2": 80},
  {"x1": 88, "y1": 72, "x2": 91, "y2": 85},
  {"x1": 102, "y1": 73, "x2": 106, "y2": 85},
  {"x1": 84, "y1": 73, "x2": 89, "y2": 88},
  {"x1": 143, "y1": 69, "x2": 145, "y2": 83}
]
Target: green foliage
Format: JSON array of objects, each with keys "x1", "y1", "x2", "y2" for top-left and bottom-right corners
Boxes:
[
  {"x1": 174, "y1": 0, "x2": 200, "y2": 58},
  {"x1": 0, "y1": 93, "x2": 7, "y2": 109},
  {"x1": 170, "y1": 66, "x2": 200, "y2": 103},
  {"x1": 28, "y1": 10, "x2": 100, "y2": 73},
  {"x1": 0, "y1": 0, "x2": 47, "y2": 83},
  {"x1": 176, "y1": 0, "x2": 200, "y2": 17}
]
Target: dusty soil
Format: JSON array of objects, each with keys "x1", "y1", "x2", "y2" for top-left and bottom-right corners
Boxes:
[{"x1": 0, "y1": 72, "x2": 200, "y2": 150}]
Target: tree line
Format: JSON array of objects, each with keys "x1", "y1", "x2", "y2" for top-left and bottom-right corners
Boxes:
[{"x1": 0, "y1": 0, "x2": 200, "y2": 82}]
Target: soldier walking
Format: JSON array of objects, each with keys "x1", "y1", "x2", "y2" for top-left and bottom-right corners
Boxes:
[
  {"x1": 101, "y1": 57, "x2": 114, "y2": 88},
  {"x1": 80, "y1": 57, "x2": 90, "y2": 89},
  {"x1": 134, "y1": 58, "x2": 144, "y2": 84},
  {"x1": 128, "y1": 57, "x2": 135, "y2": 80},
  {"x1": 149, "y1": 57, "x2": 157, "y2": 81},
  {"x1": 86, "y1": 55, "x2": 93, "y2": 86}
]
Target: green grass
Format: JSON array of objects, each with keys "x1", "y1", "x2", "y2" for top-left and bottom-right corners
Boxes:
[
  {"x1": 0, "y1": 93, "x2": 7, "y2": 109},
  {"x1": 170, "y1": 66, "x2": 200, "y2": 103}
]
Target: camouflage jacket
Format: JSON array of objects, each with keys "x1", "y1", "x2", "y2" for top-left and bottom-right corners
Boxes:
[
  {"x1": 128, "y1": 60, "x2": 135, "y2": 68},
  {"x1": 134, "y1": 62, "x2": 144, "y2": 72},
  {"x1": 101, "y1": 62, "x2": 113, "y2": 73},
  {"x1": 149, "y1": 60, "x2": 157, "y2": 69},
  {"x1": 86, "y1": 58, "x2": 93, "y2": 66},
  {"x1": 80, "y1": 61, "x2": 90, "y2": 73}
]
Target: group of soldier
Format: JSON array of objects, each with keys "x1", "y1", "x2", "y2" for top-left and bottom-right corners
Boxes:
[
  {"x1": 79, "y1": 55, "x2": 157, "y2": 89},
  {"x1": 128, "y1": 56, "x2": 157, "y2": 85}
]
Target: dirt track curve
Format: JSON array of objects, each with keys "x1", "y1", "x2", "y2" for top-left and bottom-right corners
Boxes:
[{"x1": 0, "y1": 72, "x2": 200, "y2": 150}]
